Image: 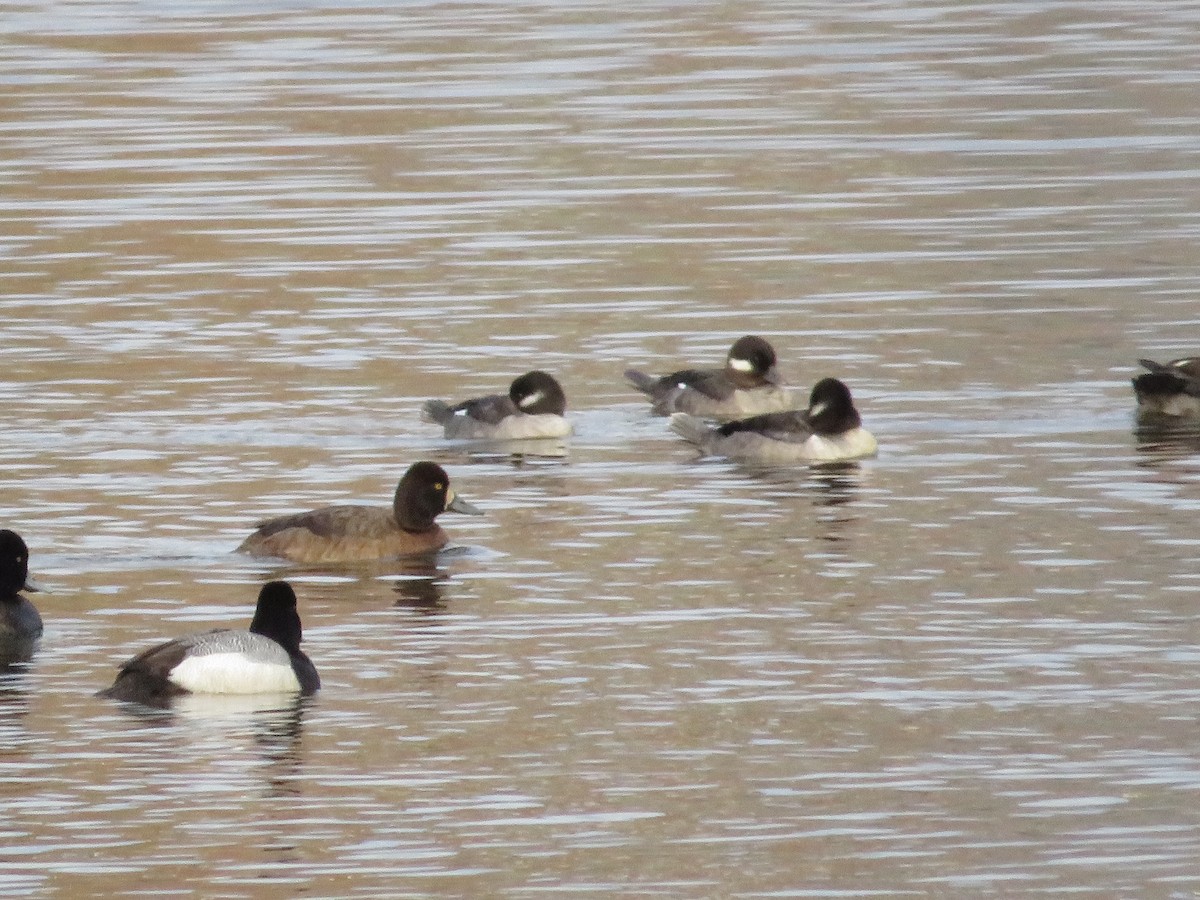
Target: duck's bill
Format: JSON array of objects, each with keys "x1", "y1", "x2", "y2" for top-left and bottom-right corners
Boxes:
[
  {"x1": 22, "y1": 577, "x2": 44, "y2": 593},
  {"x1": 447, "y1": 493, "x2": 484, "y2": 516}
]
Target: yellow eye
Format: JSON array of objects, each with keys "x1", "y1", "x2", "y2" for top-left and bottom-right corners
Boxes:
[{"x1": 434, "y1": 482, "x2": 444, "y2": 491}]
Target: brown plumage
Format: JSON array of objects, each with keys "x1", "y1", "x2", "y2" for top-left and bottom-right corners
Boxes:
[{"x1": 237, "y1": 462, "x2": 482, "y2": 564}]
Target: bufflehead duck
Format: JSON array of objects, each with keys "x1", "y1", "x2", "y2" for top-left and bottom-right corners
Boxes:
[
  {"x1": 423, "y1": 370, "x2": 571, "y2": 440},
  {"x1": 0, "y1": 530, "x2": 42, "y2": 641},
  {"x1": 237, "y1": 461, "x2": 482, "y2": 564},
  {"x1": 625, "y1": 335, "x2": 795, "y2": 418},
  {"x1": 670, "y1": 377, "x2": 877, "y2": 464},
  {"x1": 1133, "y1": 357, "x2": 1200, "y2": 422},
  {"x1": 99, "y1": 580, "x2": 319, "y2": 706}
]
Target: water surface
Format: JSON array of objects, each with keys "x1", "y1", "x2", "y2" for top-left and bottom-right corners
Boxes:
[{"x1": 3, "y1": 1, "x2": 1200, "y2": 896}]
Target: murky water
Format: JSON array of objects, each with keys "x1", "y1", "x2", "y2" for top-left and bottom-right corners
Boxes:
[{"x1": 3, "y1": 0, "x2": 1200, "y2": 895}]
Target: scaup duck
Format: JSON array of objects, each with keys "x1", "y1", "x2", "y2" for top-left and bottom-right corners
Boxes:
[
  {"x1": 99, "y1": 580, "x2": 319, "y2": 706},
  {"x1": 0, "y1": 530, "x2": 42, "y2": 641},
  {"x1": 237, "y1": 461, "x2": 482, "y2": 564},
  {"x1": 670, "y1": 377, "x2": 877, "y2": 464},
  {"x1": 1133, "y1": 356, "x2": 1200, "y2": 422},
  {"x1": 423, "y1": 370, "x2": 571, "y2": 440},
  {"x1": 625, "y1": 335, "x2": 795, "y2": 419}
]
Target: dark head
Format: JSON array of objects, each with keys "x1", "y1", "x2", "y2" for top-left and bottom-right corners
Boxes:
[
  {"x1": 393, "y1": 461, "x2": 483, "y2": 532},
  {"x1": 0, "y1": 530, "x2": 33, "y2": 597},
  {"x1": 509, "y1": 370, "x2": 568, "y2": 416},
  {"x1": 726, "y1": 336, "x2": 781, "y2": 388},
  {"x1": 805, "y1": 378, "x2": 862, "y2": 435},
  {"x1": 248, "y1": 580, "x2": 303, "y2": 652}
]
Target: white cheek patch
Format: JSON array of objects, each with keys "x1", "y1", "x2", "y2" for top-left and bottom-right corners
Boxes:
[
  {"x1": 808, "y1": 401, "x2": 828, "y2": 417},
  {"x1": 729, "y1": 357, "x2": 755, "y2": 373},
  {"x1": 169, "y1": 652, "x2": 301, "y2": 695},
  {"x1": 518, "y1": 390, "x2": 545, "y2": 409}
]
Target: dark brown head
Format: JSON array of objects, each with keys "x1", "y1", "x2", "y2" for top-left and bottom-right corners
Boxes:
[
  {"x1": 804, "y1": 378, "x2": 862, "y2": 435},
  {"x1": 393, "y1": 462, "x2": 482, "y2": 532},
  {"x1": 725, "y1": 336, "x2": 781, "y2": 389},
  {"x1": 0, "y1": 530, "x2": 32, "y2": 597},
  {"x1": 509, "y1": 370, "x2": 568, "y2": 416}
]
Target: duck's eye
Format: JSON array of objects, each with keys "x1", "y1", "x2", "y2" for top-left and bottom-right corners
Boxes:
[{"x1": 434, "y1": 482, "x2": 444, "y2": 491}]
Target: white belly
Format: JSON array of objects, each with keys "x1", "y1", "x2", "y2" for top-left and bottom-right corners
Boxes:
[{"x1": 169, "y1": 652, "x2": 301, "y2": 695}]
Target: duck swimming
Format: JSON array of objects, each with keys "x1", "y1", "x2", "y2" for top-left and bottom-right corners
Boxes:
[
  {"x1": 423, "y1": 370, "x2": 571, "y2": 440},
  {"x1": 99, "y1": 580, "x2": 319, "y2": 707},
  {"x1": 0, "y1": 530, "x2": 42, "y2": 641},
  {"x1": 1133, "y1": 356, "x2": 1200, "y2": 422},
  {"x1": 237, "y1": 461, "x2": 482, "y2": 564},
  {"x1": 670, "y1": 377, "x2": 877, "y2": 464},
  {"x1": 625, "y1": 335, "x2": 795, "y2": 419}
]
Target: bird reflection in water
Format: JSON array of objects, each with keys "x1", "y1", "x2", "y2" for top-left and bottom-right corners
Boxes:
[
  {"x1": 735, "y1": 460, "x2": 865, "y2": 546},
  {"x1": 432, "y1": 439, "x2": 569, "y2": 468},
  {"x1": 1134, "y1": 421, "x2": 1200, "y2": 483},
  {"x1": 392, "y1": 558, "x2": 448, "y2": 614},
  {"x1": 0, "y1": 633, "x2": 38, "y2": 675},
  {"x1": 107, "y1": 690, "x2": 312, "y2": 797},
  {"x1": 0, "y1": 657, "x2": 34, "y2": 750}
]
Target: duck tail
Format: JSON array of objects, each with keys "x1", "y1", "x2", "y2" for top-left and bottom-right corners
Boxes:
[
  {"x1": 422, "y1": 399, "x2": 454, "y2": 425},
  {"x1": 669, "y1": 413, "x2": 713, "y2": 452},
  {"x1": 624, "y1": 369, "x2": 657, "y2": 395}
]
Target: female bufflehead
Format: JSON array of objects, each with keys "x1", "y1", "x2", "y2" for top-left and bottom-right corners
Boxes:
[
  {"x1": 423, "y1": 370, "x2": 571, "y2": 440},
  {"x1": 670, "y1": 377, "x2": 877, "y2": 464},
  {"x1": 1133, "y1": 356, "x2": 1200, "y2": 422},
  {"x1": 99, "y1": 580, "x2": 319, "y2": 706},
  {"x1": 237, "y1": 461, "x2": 482, "y2": 564},
  {"x1": 625, "y1": 335, "x2": 795, "y2": 419}
]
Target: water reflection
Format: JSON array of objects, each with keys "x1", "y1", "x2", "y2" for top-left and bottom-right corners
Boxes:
[
  {"x1": 0, "y1": 635, "x2": 39, "y2": 673},
  {"x1": 392, "y1": 563, "x2": 447, "y2": 613},
  {"x1": 433, "y1": 439, "x2": 570, "y2": 465},
  {"x1": 5, "y1": 0, "x2": 1200, "y2": 894},
  {"x1": 0, "y1": 666, "x2": 33, "y2": 750},
  {"x1": 1134, "y1": 425, "x2": 1200, "y2": 461},
  {"x1": 106, "y1": 692, "x2": 310, "y2": 797}
]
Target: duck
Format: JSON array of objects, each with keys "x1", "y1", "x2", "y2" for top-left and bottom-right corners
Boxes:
[
  {"x1": 624, "y1": 335, "x2": 796, "y2": 419},
  {"x1": 99, "y1": 580, "x2": 319, "y2": 706},
  {"x1": 669, "y1": 377, "x2": 877, "y2": 464},
  {"x1": 236, "y1": 461, "x2": 482, "y2": 564},
  {"x1": 1132, "y1": 356, "x2": 1200, "y2": 422},
  {"x1": 0, "y1": 530, "x2": 42, "y2": 641},
  {"x1": 423, "y1": 370, "x2": 571, "y2": 440}
]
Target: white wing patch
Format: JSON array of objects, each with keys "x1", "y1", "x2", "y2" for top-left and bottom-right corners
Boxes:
[
  {"x1": 517, "y1": 390, "x2": 545, "y2": 409},
  {"x1": 169, "y1": 652, "x2": 301, "y2": 695},
  {"x1": 729, "y1": 357, "x2": 755, "y2": 373}
]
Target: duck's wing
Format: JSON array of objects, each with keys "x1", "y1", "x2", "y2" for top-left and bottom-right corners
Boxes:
[
  {"x1": 1138, "y1": 358, "x2": 1200, "y2": 396},
  {"x1": 248, "y1": 505, "x2": 395, "y2": 541},
  {"x1": 98, "y1": 629, "x2": 223, "y2": 704},
  {"x1": 454, "y1": 393, "x2": 520, "y2": 424},
  {"x1": 716, "y1": 411, "x2": 812, "y2": 443},
  {"x1": 662, "y1": 368, "x2": 736, "y2": 401}
]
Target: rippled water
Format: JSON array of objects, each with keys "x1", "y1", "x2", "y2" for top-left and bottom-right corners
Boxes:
[{"x1": 3, "y1": 0, "x2": 1200, "y2": 895}]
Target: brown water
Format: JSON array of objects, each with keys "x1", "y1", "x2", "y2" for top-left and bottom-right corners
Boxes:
[{"x1": 4, "y1": 1, "x2": 1200, "y2": 896}]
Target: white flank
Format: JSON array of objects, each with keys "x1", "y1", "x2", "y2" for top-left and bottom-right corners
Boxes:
[
  {"x1": 728, "y1": 357, "x2": 755, "y2": 373},
  {"x1": 517, "y1": 390, "x2": 545, "y2": 409},
  {"x1": 806, "y1": 428, "x2": 878, "y2": 462},
  {"x1": 169, "y1": 652, "x2": 301, "y2": 695}
]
